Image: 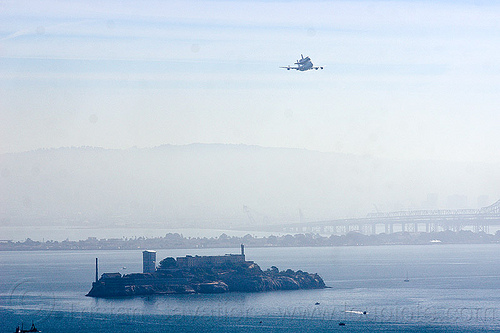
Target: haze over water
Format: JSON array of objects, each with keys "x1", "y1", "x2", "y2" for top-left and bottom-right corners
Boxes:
[{"x1": 1, "y1": 245, "x2": 499, "y2": 332}]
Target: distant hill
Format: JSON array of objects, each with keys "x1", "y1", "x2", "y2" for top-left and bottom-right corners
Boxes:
[{"x1": 0, "y1": 144, "x2": 499, "y2": 229}]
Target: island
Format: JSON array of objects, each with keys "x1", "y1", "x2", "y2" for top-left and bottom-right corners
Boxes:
[{"x1": 86, "y1": 245, "x2": 326, "y2": 297}]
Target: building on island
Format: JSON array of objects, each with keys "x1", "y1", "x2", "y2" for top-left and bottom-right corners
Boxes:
[
  {"x1": 142, "y1": 250, "x2": 156, "y2": 273},
  {"x1": 143, "y1": 245, "x2": 247, "y2": 272},
  {"x1": 176, "y1": 244, "x2": 246, "y2": 268},
  {"x1": 151, "y1": 244, "x2": 246, "y2": 270}
]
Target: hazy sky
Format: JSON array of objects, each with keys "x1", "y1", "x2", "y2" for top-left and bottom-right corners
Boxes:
[{"x1": 1, "y1": 0, "x2": 500, "y2": 162}]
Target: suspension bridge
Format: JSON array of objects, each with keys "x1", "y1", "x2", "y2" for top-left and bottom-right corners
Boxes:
[{"x1": 273, "y1": 199, "x2": 500, "y2": 235}]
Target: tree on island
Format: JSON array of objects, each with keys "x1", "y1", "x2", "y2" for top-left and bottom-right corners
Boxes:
[{"x1": 158, "y1": 257, "x2": 177, "y2": 269}]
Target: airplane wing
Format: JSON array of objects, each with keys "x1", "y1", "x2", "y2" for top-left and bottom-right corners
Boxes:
[
  {"x1": 312, "y1": 66, "x2": 324, "y2": 70},
  {"x1": 280, "y1": 66, "x2": 300, "y2": 70}
]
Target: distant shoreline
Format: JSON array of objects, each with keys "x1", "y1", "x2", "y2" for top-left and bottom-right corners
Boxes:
[{"x1": 1, "y1": 230, "x2": 498, "y2": 251}]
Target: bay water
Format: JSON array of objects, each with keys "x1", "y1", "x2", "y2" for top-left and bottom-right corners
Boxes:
[{"x1": 1, "y1": 244, "x2": 499, "y2": 332}]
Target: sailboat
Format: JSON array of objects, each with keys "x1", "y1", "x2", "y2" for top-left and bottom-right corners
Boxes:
[
  {"x1": 14, "y1": 322, "x2": 40, "y2": 333},
  {"x1": 404, "y1": 271, "x2": 410, "y2": 282}
]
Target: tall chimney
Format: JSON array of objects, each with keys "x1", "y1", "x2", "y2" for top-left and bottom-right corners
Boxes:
[
  {"x1": 95, "y1": 258, "x2": 99, "y2": 282},
  {"x1": 241, "y1": 244, "x2": 245, "y2": 256}
]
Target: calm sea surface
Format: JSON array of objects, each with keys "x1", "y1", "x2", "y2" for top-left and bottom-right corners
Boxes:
[{"x1": 1, "y1": 244, "x2": 499, "y2": 332}]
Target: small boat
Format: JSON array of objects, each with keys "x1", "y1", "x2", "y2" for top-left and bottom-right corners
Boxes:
[
  {"x1": 338, "y1": 322, "x2": 346, "y2": 326},
  {"x1": 404, "y1": 271, "x2": 410, "y2": 282},
  {"x1": 15, "y1": 322, "x2": 40, "y2": 333},
  {"x1": 345, "y1": 309, "x2": 368, "y2": 316}
]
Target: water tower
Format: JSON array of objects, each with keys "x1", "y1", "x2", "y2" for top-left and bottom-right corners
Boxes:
[{"x1": 142, "y1": 250, "x2": 157, "y2": 273}]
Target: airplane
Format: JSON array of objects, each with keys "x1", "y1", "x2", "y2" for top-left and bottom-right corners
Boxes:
[{"x1": 280, "y1": 54, "x2": 324, "y2": 71}]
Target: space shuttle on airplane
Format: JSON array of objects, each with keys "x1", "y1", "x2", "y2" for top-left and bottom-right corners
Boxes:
[{"x1": 280, "y1": 54, "x2": 324, "y2": 71}]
